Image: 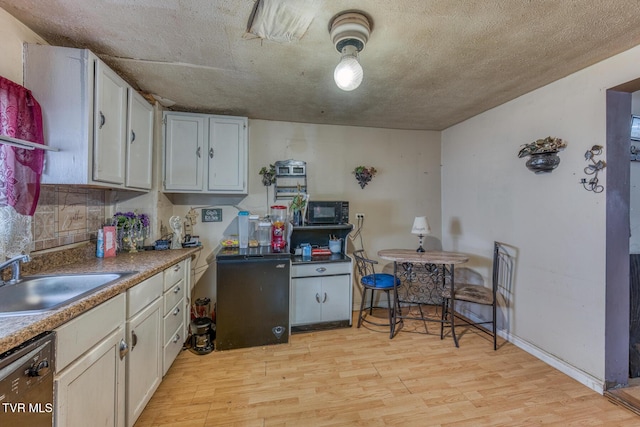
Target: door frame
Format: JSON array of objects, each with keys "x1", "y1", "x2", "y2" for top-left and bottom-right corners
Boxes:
[{"x1": 605, "y1": 83, "x2": 639, "y2": 389}]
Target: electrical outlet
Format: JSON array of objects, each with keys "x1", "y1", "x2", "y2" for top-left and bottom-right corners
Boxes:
[{"x1": 356, "y1": 213, "x2": 365, "y2": 219}]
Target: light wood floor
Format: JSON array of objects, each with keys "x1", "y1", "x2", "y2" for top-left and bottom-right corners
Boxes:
[{"x1": 135, "y1": 312, "x2": 639, "y2": 426}]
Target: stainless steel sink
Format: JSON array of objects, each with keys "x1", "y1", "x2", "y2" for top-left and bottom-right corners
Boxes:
[{"x1": 0, "y1": 272, "x2": 136, "y2": 317}]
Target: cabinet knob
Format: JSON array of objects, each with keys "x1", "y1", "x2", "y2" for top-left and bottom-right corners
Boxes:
[
  {"x1": 172, "y1": 334, "x2": 181, "y2": 344},
  {"x1": 173, "y1": 307, "x2": 180, "y2": 316},
  {"x1": 119, "y1": 339, "x2": 129, "y2": 360},
  {"x1": 99, "y1": 111, "x2": 106, "y2": 129},
  {"x1": 130, "y1": 130, "x2": 136, "y2": 143},
  {"x1": 316, "y1": 267, "x2": 327, "y2": 273},
  {"x1": 209, "y1": 148, "x2": 214, "y2": 158},
  {"x1": 173, "y1": 285, "x2": 180, "y2": 294},
  {"x1": 323, "y1": 292, "x2": 327, "y2": 303},
  {"x1": 315, "y1": 293, "x2": 321, "y2": 303},
  {"x1": 174, "y1": 264, "x2": 181, "y2": 272},
  {"x1": 196, "y1": 146, "x2": 201, "y2": 158}
]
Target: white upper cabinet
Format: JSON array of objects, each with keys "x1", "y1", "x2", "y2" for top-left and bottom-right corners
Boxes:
[
  {"x1": 23, "y1": 44, "x2": 153, "y2": 191},
  {"x1": 163, "y1": 112, "x2": 205, "y2": 192},
  {"x1": 163, "y1": 111, "x2": 247, "y2": 194},
  {"x1": 126, "y1": 89, "x2": 154, "y2": 190},
  {"x1": 93, "y1": 61, "x2": 128, "y2": 184},
  {"x1": 207, "y1": 116, "x2": 247, "y2": 192}
]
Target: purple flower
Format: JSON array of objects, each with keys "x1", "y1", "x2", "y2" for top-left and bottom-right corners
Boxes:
[{"x1": 113, "y1": 211, "x2": 150, "y2": 230}]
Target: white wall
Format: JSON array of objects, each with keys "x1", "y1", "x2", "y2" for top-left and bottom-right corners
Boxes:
[
  {"x1": 0, "y1": 8, "x2": 46, "y2": 84},
  {"x1": 442, "y1": 44, "x2": 640, "y2": 391},
  {"x1": 180, "y1": 119, "x2": 441, "y2": 304}
]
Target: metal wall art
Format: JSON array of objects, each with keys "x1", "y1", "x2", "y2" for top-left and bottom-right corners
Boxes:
[
  {"x1": 517, "y1": 136, "x2": 567, "y2": 174},
  {"x1": 353, "y1": 166, "x2": 377, "y2": 188},
  {"x1": 581, "y1": 145, "x2": 606, "y2": 193}
]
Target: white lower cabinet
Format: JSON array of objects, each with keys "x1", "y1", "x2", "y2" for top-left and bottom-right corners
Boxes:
[
  {"x1": 53, "y1": 258, "x2": 193, "y2": 426},
  {"x1": 54, "y1": 293, "x2": 127, "y2": 427},
  {"x1": 162, "y1": 260, "x2": 188, "y2": 375},
  {"x1": 126, "y1": 273, "x2": 163, "y2": 427},
  {"x1": 291, "y1": 262, "x2": 352, "y2": 326}
]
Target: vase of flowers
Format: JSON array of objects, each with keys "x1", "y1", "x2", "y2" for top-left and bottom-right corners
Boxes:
[
  {"x1": 112, "y1": 211, "x2": 150, "y2": 253},
  {"x1": 518, "y1": 136, "x2": 567, "y2": 174},
  {"x1": 353, "y1": 166, "x2": 377, "y2": 188},
  {"x1": 289, "y1": 185, "x2": 307, "y2": 226}
]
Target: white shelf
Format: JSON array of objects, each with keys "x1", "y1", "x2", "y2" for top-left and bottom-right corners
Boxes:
[{"x1": 0, "y1": 134, "x2": 59, "y2": 151}]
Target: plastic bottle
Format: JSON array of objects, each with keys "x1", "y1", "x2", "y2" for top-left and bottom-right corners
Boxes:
[
  {"x1": 248, "y1": 214, "x2": 259, "y2": 247},
  {"x1": 96, "y1": 229, "x2": 104, "y2": 258},
  {"x1": 238, "y1": 211, "x2": 249, "y2": 249}
]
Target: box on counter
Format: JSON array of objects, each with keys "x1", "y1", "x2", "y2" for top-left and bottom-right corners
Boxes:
[{"x1": 103, "y1": 226, "x2": 117, "y2": 257}]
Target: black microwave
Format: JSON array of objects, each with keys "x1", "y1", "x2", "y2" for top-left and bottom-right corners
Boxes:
[{"x1": 306, "y1": 201, "x2": 349, "y2": 225}]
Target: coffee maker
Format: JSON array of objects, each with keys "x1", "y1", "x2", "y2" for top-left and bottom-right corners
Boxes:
[{"x1": 189, "y1": 297, "x2": 214, "y2": 355}]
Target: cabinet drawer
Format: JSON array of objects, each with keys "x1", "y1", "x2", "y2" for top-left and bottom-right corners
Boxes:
[
  {"x1": 163, "y1": 299, "x2": 184, "y2": 344},
  {"x1": 163, "y1": 322, "x2": 184, "y2": 376},
  {"x1": 163, "y1": 280, "x2": 184, "y2": 315},
  {"x1": 163, "y1": 261, "x2": 185, "y2": 291},
  {"x1": 291, "y1": 261, "x2": 352, "y2": 278},
  {"x1": 55, "y1": 293, "x2": 126, "y2": 371},
  {"x1": 127, "y1": 273, "x2": 163, "y2": 317}
]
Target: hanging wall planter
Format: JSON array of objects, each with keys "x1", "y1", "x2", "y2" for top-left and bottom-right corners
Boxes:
[
  {"x1": 258, "y1": 164, "x2": 276, "y2": 212},
  {"x1": 518, "y1": 136, "x2": 567, "y2": 174},
  {"x1": 353, "y1": 166, "x2": 377, "y2": 188}
]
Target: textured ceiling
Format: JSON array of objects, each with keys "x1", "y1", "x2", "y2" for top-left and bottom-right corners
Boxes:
[{"x1": 3, "y1": 0, "x2": 640, "y2": 130}]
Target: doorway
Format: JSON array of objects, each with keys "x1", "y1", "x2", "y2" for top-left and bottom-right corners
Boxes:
[{"x1": 605, "y1": 81, "x2": 640, "y2": 391}]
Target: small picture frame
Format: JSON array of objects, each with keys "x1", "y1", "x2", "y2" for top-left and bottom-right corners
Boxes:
[{"x1": 632, "y1": 115, "x2": 640, "y2": 141}]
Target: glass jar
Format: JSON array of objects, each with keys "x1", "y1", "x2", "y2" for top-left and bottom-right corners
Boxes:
[{"x1": 258, "y1": 220, "x2": 272, "y2": 246}]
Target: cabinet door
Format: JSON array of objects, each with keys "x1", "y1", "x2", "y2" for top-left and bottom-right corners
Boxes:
[
  {"x1": 320, "y1": 275, "x2": 352, "y2": 322},
  {"x1": 164, "y1": 113, "x2": 205, "y2": 191},
  {"x1": 291, "y1": 277, "x2": 322, "y2": 325},
  {"x1": 126, "y1": 89, "x2": 154, "y2": 190},
  {"x1": 94, "y1": 60, "x2": 128, "y2": 184},
  {"x1": 126, "y1": 297, "x2": 162, "y2": 427},
  {"x1": 55, "y1": 326, "x2": 126, "y2": 427},
  {"x1": 207, "y1": 116, "x2": 247, "y2": 192}
]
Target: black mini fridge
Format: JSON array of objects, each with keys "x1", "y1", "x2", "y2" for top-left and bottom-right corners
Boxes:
[{"x1": 215, "y1": 248, "x2": 290, "y2": 350}]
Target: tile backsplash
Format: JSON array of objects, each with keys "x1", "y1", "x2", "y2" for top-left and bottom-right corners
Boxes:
[{"x1": 32, "y1": 186, "x2": 109, "y2": 252}]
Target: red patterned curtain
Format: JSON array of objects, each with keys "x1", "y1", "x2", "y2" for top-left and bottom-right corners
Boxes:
[{"x1": 0, "y1": 76, "x2": 45, "y2": 216}]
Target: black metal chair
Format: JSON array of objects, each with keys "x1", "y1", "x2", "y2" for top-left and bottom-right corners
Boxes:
[
  {"x1": 353, "y1": 250, "x2": 403, "y2": 338},
  {"x1": 440, "y1": 241, "x2": 511, "y2": 350}
]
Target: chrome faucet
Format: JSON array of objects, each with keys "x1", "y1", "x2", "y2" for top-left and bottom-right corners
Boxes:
[{"x1": 0, "y1": 254, "x2": 31, "y2": 287}]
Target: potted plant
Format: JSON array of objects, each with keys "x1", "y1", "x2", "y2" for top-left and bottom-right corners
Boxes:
[
  {"x1": 517, "y1": 136, "x2": 567, "y2": 174},
  {"x1": 259, "y1": 164, "x2": 276, "y2": 186},
  {"x1": 353, "y1": 166, "x2": 377, "y2": 188},
  {"x1": 112, "y1": 211, "x2": 150, "y2": 253},
  {"x1": 259, "y1": 164, "x2": 276, "y2": 212}
]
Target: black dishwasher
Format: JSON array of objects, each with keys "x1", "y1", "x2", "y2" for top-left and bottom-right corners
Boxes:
[
  {"x1": 215, "y1": 247, "x2": 291, "y2": 350},
  {"x1": 0, "y1": 332, "x2": 55, "y2": 427}
]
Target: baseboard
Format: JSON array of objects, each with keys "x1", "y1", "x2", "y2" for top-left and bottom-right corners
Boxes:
[
  {"x1": 505, "y1": 332, "x2": 604, "y2": 394},
  {"x1": 458, "y1": 308, "x2": 605, "y2": 394}
]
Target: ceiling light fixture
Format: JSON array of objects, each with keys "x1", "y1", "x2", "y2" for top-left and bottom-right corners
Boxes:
[{"x1": 329, "y1": 11, "x2": 371, "y2": 91}]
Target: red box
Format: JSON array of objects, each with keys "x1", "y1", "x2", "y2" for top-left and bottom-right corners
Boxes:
[{"x1": 103, "y1": 226, "x2": 117, "y2": 257}]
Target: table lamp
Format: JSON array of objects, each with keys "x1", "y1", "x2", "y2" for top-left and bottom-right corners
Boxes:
[{"x1": 411, "y1": 216, "x2": 431, "y2": 252}]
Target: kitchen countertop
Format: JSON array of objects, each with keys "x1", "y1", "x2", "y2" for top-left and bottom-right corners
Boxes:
[
  {"x1": 215, "y1": 246, "x2": 352, "y2": 265},
  {"x1": 291, "y1": 253, "x2": 351, "y2": 264},
  {"x1": 0, "y1": 247, "x2": 201, "y2": 354}
]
